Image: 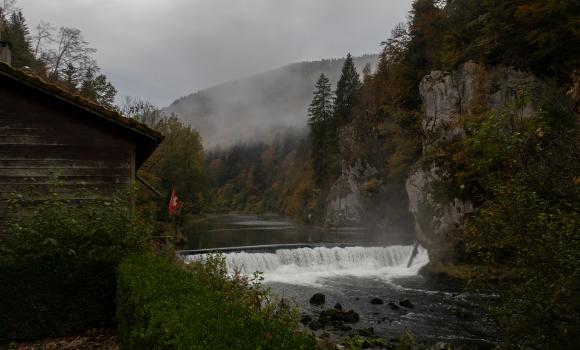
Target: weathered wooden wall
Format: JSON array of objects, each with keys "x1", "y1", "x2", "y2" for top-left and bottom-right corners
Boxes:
[{"x1": 0, "y1": 79, "x2": 136, "y2": 235}]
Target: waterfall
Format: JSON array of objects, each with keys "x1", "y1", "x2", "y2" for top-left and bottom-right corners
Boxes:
[{"x1": 185, "y1": 245, "x2": 429, "y2": 281}]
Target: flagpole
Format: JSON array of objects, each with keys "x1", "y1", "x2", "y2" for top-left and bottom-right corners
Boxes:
[
  {"x1": 172, "y1": 186, "x2": 178, "y2": 240},
  {"x1": 174, "y1": 211, "x2": 178, "y2": 240}
]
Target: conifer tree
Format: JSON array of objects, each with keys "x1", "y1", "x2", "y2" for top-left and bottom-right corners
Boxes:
[
  {"x1": 307, "y1": 74, "x2": 333, "y2": 186},
  {"x1": 79, "y1": 68, "x2": 117, "y2": 109},
  {"x1": 333, "y1": 53, "x2": 361, "y2": 125},
  {"x1": 308, "y1": 74, "x2": 333, "y2": 130},
  {"x1": 3, "y1": 11, "x2": 35, "y2": 68}
]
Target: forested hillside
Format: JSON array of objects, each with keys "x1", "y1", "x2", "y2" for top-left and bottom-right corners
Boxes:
[
  {"x1": 203, "y1": 1, "x2": 580, "y2": 347},
  {"x1": 163, "y1": 55, "x2": 378, "y2": 148}
]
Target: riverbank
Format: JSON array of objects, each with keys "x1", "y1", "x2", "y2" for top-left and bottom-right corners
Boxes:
[
  {"x1": 5, "y1": 329, "x2": 118, "y2": 350},
  {"x1": 420, "y1": 261, "x2": 523, "y2": 283}
]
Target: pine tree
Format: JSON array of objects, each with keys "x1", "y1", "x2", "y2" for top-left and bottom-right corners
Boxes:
[
  {"x1": 4, "y1": 11, "x2": 35, "y2": 68},
  {"x1": 333, "y1": 53, "x2": 361, "y2": 126},
  {"x1": 307, "y1": 74, "x2": 333, "y2": 186},
  {"x1": 307, "y1": 74, "x2": 333, "y2": 130},
  {"x1": 61, "y1": 62, "x2": 80, "y2": 92},
  {"x1": 79, "y1": 68, "x2": 117, "y2": 109}
]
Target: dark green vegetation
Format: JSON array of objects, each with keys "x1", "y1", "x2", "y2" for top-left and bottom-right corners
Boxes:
[
  {"x1": 0, "y1": 197, "x2": 319, "y2": 348},
  {"x1": 0, "y1": 197, "x2": 149, "y2": 341},
  {"x1": 460, "y1": 98, "x2": 580, "y2": 349},
  {"x1": 117, "y1": 253, "x2": 319, "y2": 350},
  {"x1": 133, "y1": 112, "x2": 206, "y2": 221}
]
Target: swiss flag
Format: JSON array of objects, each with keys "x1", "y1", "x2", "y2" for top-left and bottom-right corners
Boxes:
[{"x1": 168, "y1": 188, "x2": 180, "y2": 216}]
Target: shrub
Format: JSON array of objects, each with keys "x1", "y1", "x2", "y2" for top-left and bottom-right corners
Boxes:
[
  {"x1": 0, "y1": 196, "x2": 150, "y2": 342},
  {"x1": 461, "y1": 100, "x2": 580, "y2": 348},
  {"x1": 117, "y1": 253, "x2": 319, "y2": 350}
]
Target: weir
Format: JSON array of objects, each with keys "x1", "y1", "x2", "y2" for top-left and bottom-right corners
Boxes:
[
  {"x1": 176, "y1": 243, "x2": 356, "y2": 256},
  {"x1": 183, "y1": 244, "x2": 429, "y2": 276}
]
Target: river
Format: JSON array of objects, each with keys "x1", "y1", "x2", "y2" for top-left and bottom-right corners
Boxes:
[{"x1": 183, "y1": 214, "x2": 498, "y2": 347}]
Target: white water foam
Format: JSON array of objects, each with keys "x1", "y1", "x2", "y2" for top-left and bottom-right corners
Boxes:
[{"x1": 185, "y1": 245, "x2": 429, "y2": 285}]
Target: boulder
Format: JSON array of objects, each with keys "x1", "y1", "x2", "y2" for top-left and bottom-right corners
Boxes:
[
  {"x1": 319, "y1": 308, "x2": 360, "y2": 324},
  {"x1": 340, "y1": 310, "x2": 360, "y2": 323},
  {"x1": 334, "y1": 303, "x2": 343, "y2": 310},
  {"x1": 308, "y1": 320, "x2": 324, "y2": 331},
  {"x1": 340, "y1": 324, "x2": 353, "y2": 332},
  {"x1": 370, "y1": 297, "x2": 384, "y2": 305},
  {"x1": 358, "y1": 328, "x2": 375, "y2": 337},
  {"x1": 399, "y1": 299, "x2": 414, "y2": 308},
  {"x1": 450, "y1": 306, "x2": 474, "y2": 320},
  {"x1": 309, "y1": 293, "x2": 326, "y2": 305},
  {"x1": 300, "y1": 315, "x2": 312, "y2": 325},
  {"x1": 387, "y1": 302, "x2": 400, "y2": 310}
]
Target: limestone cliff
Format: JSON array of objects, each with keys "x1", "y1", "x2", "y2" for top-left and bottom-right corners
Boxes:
[
  {"x1": 407, "y1": 62, "x2": 540, "y2": 259},
  {"x1": 324, "y1": 160, "x2": 378, "y2": 226}
]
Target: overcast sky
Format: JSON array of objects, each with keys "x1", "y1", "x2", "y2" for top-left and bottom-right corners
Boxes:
[{"x1": 18, "y1": 0, "x2": 412, "y2": 106}]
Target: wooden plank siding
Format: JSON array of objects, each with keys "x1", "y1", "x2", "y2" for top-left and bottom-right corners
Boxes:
[{"x1": 0, "y1": 79, "x2": 137, "y2": 236}]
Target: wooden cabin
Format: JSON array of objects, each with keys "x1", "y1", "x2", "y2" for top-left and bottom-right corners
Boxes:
[{"x1": 0, "y1": 60, "x2": 163, "y2": 235}]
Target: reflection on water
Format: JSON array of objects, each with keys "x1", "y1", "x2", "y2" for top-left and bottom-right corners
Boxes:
[{"x1": 185, "y1": 214, "x2": 413, "y2": 250}]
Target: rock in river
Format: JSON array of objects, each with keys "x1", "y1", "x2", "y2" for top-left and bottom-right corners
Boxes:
[
  {"x1": 319, "y1": 308, "x2": 360, "y2": 324},
  {"x1": 300, "y1": 315, "x2": 312, "y2": 325},
  {"x1": 399, "y1": 298, "x2": 414, "y2": 308},
  {"x1": 388, "y1": 301, "x2": 400, "y2": 310},
  {"x1": 370, "y1": 297, "x2": 384, "y2": 305},
  {"x1": 308, "y1": 320, "x2": 324, "y2": 331},
  {"x1": 310, "y1": 293, "x2": 326, "y2": 305},
  {"x1": 358, "y1": 327, "x2": 375, "y2": 337}
]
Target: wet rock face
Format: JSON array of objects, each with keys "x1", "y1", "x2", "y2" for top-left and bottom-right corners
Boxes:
[
  {"x1": 324, "y1": 159, "x2": 378, "y2": 226},
  {"x1": 419, "y1": 61, "x2": 539, "y2": 148},
  {"x1": 407, "y1": 62, "x2": 539, "y2": 252},
  {"x1": 406, "y1": 167, "x2": 474, "y2": 248}
]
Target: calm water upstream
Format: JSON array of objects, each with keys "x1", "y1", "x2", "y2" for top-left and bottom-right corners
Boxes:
[{"x1": 184, "y1": 214, "x2": 498, "y2": 347}]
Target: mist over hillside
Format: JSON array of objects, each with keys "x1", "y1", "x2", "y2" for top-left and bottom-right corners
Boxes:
[{"x1": 163, "y1": 54, "x2": 379, "y2": 148}]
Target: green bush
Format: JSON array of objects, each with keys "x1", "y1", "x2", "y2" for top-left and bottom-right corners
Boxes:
[
  {"x1": 460, "y1": 99, "x2": 580, "y2": 348},
  {"x1": 117, "y1": 253, "x2": 319, "y2": 350},
  {"x1": 0, "y1": 197, "x2": 150, "y2": 342}
]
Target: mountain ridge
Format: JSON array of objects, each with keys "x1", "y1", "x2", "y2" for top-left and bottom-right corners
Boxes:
[{"x1": 163, "y1": 54, "x2": 379, "y2": 148}]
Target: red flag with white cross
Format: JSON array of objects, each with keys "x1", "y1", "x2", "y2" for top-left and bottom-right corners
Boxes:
[{"x1": 168, "y1": 188, "x2": 180, "y2": 216}]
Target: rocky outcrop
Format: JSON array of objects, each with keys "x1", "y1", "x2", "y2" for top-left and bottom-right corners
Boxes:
[
  {"x1": 407, "y1": 62, "x2": 539, "y2": 254},
  {"x1": 324, "y1": 159, "x2": 378, "y2": 226}
]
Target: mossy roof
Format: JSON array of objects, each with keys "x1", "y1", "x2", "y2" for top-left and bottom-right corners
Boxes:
[{"x1": 0, "y1": 61, "x2": 163, "y2": 167}]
